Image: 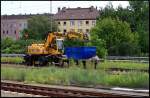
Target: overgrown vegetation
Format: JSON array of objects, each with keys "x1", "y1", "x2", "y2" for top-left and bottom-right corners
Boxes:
[
  {"x1": 1, "y1": 66, "x2": 149, "y2": 88},
  {"x1": 91, "y1": 17, "x2": 139, "y2": 56},
  {"x1": 1, "y1": 57, "x2": 24, "y2": 63},
  {"x1": 1, "y1": 57, "x2": 149, "y2": 70},
  {"x1": 93, "y1": 1, "x2": 149, "y2": 56},
  {"x1": 21, "y1": 15, "x2": 58, "y2": 40},
  {"x1": 98, "y1": 61, "x2": 149, "y2": 70},
  {"x1": 1, "y1": 37, "x2": 43, "y2": 54},
  {"x1": 63, "y1": 39, "x2": 85, "y2": 47}
]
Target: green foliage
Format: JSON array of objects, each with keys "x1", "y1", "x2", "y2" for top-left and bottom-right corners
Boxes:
[
  {"x1": 99, "y1": 2, "x2": 116, "y2": 20},
  {"x1": 88, "y1": 39, "x2": 107, "y2": 58},
  {"x1": 1, "y1": 67, "x2": 26, "y2": 81},
  {"x1": 1, "y1": 57, "x2": 24, "y2": 63},
  {"x1": 63, "y1": 39, "x2": 85, "y2": 47},
  {"x1": 1, "y1": 37, "x2": 43, "y2": 54},
  {"x1": 129, "y1": 1, "x2": 149, "y2": 54},
  {"x1": 20, "y1": 29, "x2": 29, "y2": 40},
  {"x1": 23, "y1": 15, "x2": 58, "y2": 40},
  {"x1": 99, "y1": 1, "x2": 149, "y2": 56},
  {"x1": 91, "y1": 17, "x2": 139, "y2": 56},
  {"x1": 103, "y1": 72, "x2": 149, "y2": 88},
  {"x1": 98, "y1": 61, "x2": 149, "y2": 70},
  {"x1": 1, "y1": 66, "x2": 149, "y2": 88},
  {"x1": 1, "y1": 37, "x2": 15, "y2": 50}
]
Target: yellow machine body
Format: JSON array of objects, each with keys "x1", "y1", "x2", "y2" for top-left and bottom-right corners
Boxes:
[{"x1": 27, "y1": 31, "x2": 88, "y2": 55}]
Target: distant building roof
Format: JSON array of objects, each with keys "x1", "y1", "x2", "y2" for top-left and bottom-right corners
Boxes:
[
  {"x1": 54, "y1": 6, "x2": 100, "y2": 20},
  {"x1": 1, "y1": 13, "x2": 54, "y2": 20}
]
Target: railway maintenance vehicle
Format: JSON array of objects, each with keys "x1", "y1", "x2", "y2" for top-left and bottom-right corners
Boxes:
[{"x1": 23, "y1": 31, "x2": 94, "y2": 66}]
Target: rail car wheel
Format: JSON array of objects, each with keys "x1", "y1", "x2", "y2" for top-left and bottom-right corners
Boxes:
[
  {"x1": 59, "y1": 59, "x2": 64, "y2": 67},
  {"x1": 24, "y1": 55, "x2": 33, "y2": 66},
  {"x1": 38, "y1": 56, "x2": 48, "y2": 66},
  {"x1": 54, "y1": 56, "x2": 64, "y2": 67}
]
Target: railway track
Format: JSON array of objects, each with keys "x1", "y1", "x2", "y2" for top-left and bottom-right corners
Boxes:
[
  {"x1": 1, "y1": 81, "x2": 149, "y2": 97},
  {"x1": 1, "y1": 62, "x2": 149, "y2": 73}
]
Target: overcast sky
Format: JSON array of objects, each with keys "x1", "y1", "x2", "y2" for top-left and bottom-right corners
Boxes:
[{"x1": 1, "y1": 1, "x2": 129, "y2": 15}]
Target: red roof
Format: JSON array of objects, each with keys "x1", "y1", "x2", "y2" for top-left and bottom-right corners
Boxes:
[{"x1": 54, "y1": 7, "x2": 100, "y2": 20}]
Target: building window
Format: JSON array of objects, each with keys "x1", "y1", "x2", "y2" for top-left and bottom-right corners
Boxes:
[
  {"x1": 14, "y1": 24, "x2": 16, "y2": 27},
  {"x1": 7, "y1": 30, "x2": 8, "y2": 34},
  {"x1": 10, "y1": 24, "x2": 13, "y2": 28},
  {"x1": 70, "y1": 20, "x2": 75, "y2": 26},
  {"x1": 24, "y1": 23, "x2": 26, "y2": 28},
  {"x1": 78, "y1": 20, "x2": 82, "y2": 26},
  {"x1": 63, "y1": 22, "x2": 66, "y2": 26},
  {"x1": 78, "y1": 29, "x2": 82, "y2": 32},
  {"x1": 92, "y1": 20, "x2": 96, "y2": 26},
  {"x1": 19, "y1": 24, "x2": 22, "y2": 27},
  {"x1": 86, "y1": 29, "x2": 89, "y2": 33},
  {"x1": 14, "y1": 30, "x2": 16, "y2": 34},
  {"x1": 58, "y1": 22, "x2": 60, "y2": 25},
  {"x1": 3, "y1": 31, "x2": 5, "y2": 34},
  {"x1": 86, "y1": 21, "x2": 89, "y2": 25},
  {"x1": 70, "y1": 29, "x2": 75, "y2": 32},
  {"x1": 64, "y1": 29, "x2": 66, "y2": 33}
]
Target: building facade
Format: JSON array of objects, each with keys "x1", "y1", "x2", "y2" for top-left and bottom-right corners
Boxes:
[
  {"x1": 1, "y1": 7, "x2": 99, "y2": 40},
  {"x1": 1, "y1": 14, "x2": 52, "y2": 40},
  {"x1": 54, "y1": 6, "x2": 99, "y2": 33},
  {"x1": 1, "y1": 15, "x2": 28, "y2": 40}
]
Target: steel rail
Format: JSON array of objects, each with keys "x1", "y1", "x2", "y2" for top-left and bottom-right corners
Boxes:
[{"x1": 1, "y1": 81, "x2": 149, "y2": 97}]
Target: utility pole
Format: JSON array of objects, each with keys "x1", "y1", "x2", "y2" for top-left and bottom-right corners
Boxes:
[{"x1": 50, "y1": 1, "x2": 52, "y2": 32}]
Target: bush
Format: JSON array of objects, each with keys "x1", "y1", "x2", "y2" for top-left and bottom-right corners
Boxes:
[
  {"x1": 1, "y1": 37, "x2": 44, "y2": 54},
  {"x1": 90, "y1": 17, "x2": 140, "y2": 56},
  {"x1": 1, "y1": 37, "x2": 15, "y2": 50},
  {"x1": 90, "y1": 39, "x2": 107, "y2": 58},
  {"x1": 64, "y1": 39, "x2": 85, "y2": 47}
]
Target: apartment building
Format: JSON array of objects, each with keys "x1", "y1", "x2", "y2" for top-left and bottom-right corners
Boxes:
[
  {"x1": 1, "y1": 6, "x2": 99, "y2": 40},
  {"x1": 54, "y1": 6, "x2": 99, "y2": 33},
  {"x1": 1, "y1": 13, "x2": 52, "y2": 40},
  {"x1": 1, "y1": 15, "x2": 29, "y2": 40}
]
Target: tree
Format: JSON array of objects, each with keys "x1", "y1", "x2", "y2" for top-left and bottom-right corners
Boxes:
[
  {"x1": 90, "y1": 17, "x2": 139, "y2": 56},
  {"x1": 98, "y1": 1, "x2": 149, "y2": 56},
  {"x1": 99, "y1": 2, "x2": 116, "y2": 20},
  {"x1": 1, "y1": 37, "x2": 14, "y2": 50},
  {"x1": 21, "y1": 15, "x2": 58, "y2": 40},
  {"x1": 129, "y1": 1, "x2": 149, "y2": 54},
  {"x1": 89, "y1": 39, "x2": 107, "y2": 58}
]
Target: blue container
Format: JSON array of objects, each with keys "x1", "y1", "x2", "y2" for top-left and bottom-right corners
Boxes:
[{"x1": 64, "y1": 46, "x2": 96, "y2": 60}]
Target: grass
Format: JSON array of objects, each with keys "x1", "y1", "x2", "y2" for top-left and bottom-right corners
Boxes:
[
  {"x1": 1, "y1": 57, "x2": 149, "y2": 70},
  {"x1": 1, "y1": 57, "x2": 24, "y2": 63},
  {"x1": 98, "y1": 60, "x2": 149, "y2": 69},
  {"x1": 1, "y1": 66, "x2": 149, "y2": 89},
  {"x1": 82, "y1": 60, "x2": 149, "y2": 70}
]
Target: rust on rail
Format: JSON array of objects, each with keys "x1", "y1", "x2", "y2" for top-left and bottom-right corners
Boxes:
[{"x1": 1, "y1": 81, "x2": 149, "y2": 97}]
